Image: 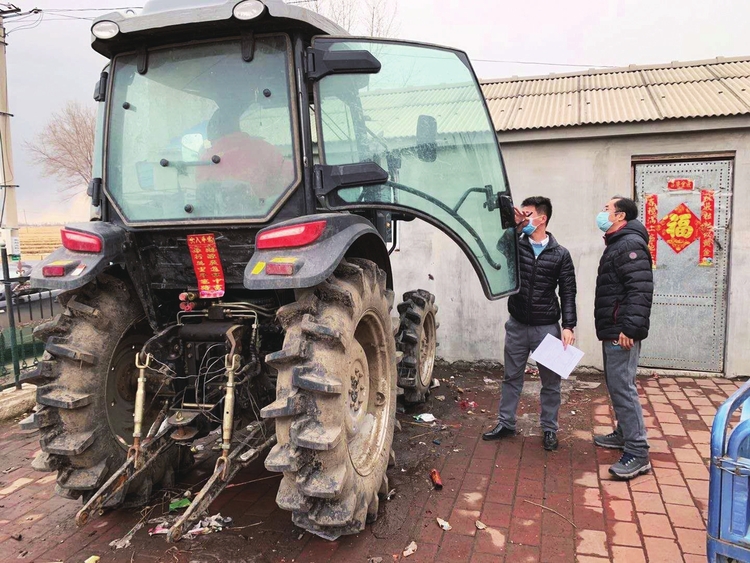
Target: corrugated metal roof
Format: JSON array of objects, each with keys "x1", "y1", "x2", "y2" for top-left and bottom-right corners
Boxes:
[
  {"x1": 482, "y1": 56, "x2": 750, "y2": 131},
  {"x1": 581, "y1": 86, "x2": 660, "y2": 125},
  {"x1": 580, "y1": 72, "x2": 642, "y2": 91}
]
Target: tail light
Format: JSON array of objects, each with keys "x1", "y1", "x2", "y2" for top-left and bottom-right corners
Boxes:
[
  {"x1": 256, "y1": 220, "x2": 326, "y2": 250},
  {"x1": 42, "y1": 260, "x2": 80, "y2": 278},
  {"x1": 61, "y1": 229, "x2": 103, "y2": 253}
]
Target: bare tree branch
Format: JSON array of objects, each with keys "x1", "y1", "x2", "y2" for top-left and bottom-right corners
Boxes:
[
  {"x1": 301, "y1": 0, "x2": 398, "y2": 37},
  {"x1": 24, "y1": 101, "x2": 95, "y2": 200}
]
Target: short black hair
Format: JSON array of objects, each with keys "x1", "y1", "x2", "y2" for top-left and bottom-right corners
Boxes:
[
  {"x1": 521, "y1": 196, "x2": 552, "y2": 225},
  {"x1": 612, "y1": 196, "x2": 638, "y2": 221}
]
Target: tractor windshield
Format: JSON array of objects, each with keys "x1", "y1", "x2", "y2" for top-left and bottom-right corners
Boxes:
[{"x1": 106, "y1": 34, "x2": 298, "y2": 224}]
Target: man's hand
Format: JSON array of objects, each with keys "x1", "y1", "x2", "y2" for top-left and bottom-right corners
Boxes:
[
  {"x1": 617, "y1": 332, "x2": 635, "y2": 350},
  {"x1": 562, "y1": 328, "x2": 575, "y2": 350},
  {"x1": 514, "y1": 207, "x2": 530, "y2": 232}
]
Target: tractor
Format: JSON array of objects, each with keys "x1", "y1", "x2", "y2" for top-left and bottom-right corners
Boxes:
[{"x1": 22, "y1": 0, "x2": 519, "y2": 542}]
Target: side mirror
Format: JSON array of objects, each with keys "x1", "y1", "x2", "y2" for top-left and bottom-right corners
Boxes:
[
  {"x1": 181, "y1": 133, "x2": 204, "y2": 161},
  {"x1": 93, "y1": 71, "x2": 108, "y2": 102},
  {"x1": 416, "y1": 114, "x2": 437, "y2": 162}
]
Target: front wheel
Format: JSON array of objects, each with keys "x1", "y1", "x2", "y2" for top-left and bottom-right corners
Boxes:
[
  {"x1": 262, "y1": 258, "x2": 396, "y2": 540},
  {"x1": 397, "y1": 290, "x2": 438, "y2": 404}
]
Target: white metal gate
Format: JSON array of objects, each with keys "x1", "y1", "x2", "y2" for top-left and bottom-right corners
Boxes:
[{"x1": 635, "y1": 159, "x2": 733, "y2": 373}]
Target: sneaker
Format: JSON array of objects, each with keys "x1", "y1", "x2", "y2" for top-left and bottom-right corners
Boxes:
[
  {"x1": 609, "y1": 453, "x2": 651, "y2": 480},
  {"x1": 482, "y1": 423, "x2": 516, "y2": 441},
  {"x1": 543, "y1": 431, "x2": 558, "y2": 451},
  {"x1": 594, "y1": 431, "x2": 625, "y2": 449}
]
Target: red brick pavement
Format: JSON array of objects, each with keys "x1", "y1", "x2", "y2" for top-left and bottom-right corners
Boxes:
[{"x1": 0, "y1": 370, "x2": 733, "y2": 562}]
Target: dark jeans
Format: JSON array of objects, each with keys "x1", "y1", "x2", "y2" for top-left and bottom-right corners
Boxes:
[
  {"x1": 498, "y1": 316, "x2": 562, "y2": 433},
  {"x1": 602, "y1": 340, "x2": 649, "y2": 458}
]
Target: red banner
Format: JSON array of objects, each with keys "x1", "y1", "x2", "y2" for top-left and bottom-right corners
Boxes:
[
  {"x1": 667, "y1": 178, "x2": 695, "y2": 191},
  {"x1": 699, "y1": 190, "x2": 715, "y2": 267},
  {"x1": 644, "y1": 194, "x2": 659, "y2": 267},
  {"x1": 187, "y1": 234, "x2": 225, "y2": 299}
]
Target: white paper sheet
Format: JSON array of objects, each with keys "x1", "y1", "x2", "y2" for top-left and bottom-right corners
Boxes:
[{"x1": 530, "y1": 333, "x2": 585, "y2": 379}]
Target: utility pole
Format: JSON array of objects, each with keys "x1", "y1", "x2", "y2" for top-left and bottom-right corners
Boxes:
[{"x1": 0, "y1": 4, "x2": 20, "y2": 262}]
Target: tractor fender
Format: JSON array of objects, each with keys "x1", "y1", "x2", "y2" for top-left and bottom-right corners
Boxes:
[
  {"x1": 29, "y1": 222, "x2": 126, "y2": 291},
  {"x1": 244, "y1": 213, "x2": 392, "y2": 290}
]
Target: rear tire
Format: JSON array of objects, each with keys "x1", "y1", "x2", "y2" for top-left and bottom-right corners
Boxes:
[
  {"x1": 24, "y1": 274, "x2": 189, "y2": 505},
  {"x1": 262, "y1": 258, "x2": 396, "y2": 540},
  {"x1": 396, "y1": 290, "x2": 438, "y2": 404}
]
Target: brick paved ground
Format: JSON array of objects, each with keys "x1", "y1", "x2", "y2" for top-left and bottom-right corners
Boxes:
[{"x1": 0, "y1": 367, "x2": 737, "y2": 562}]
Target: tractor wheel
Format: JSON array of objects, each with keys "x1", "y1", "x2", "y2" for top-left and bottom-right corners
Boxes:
[
  {"x1": 262, "y1": 258, "x2": 397, "y2": 540},
  {"x1": 21, "y1": 274, "x2": 189, "y2": 505},
  {"x1": 397, "y1": 290, "x2": 438, "y2": 404}
]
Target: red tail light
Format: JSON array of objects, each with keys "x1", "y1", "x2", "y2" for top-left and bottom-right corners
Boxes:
[
  {"x1": 61, "y1": 229, "x2": 103, "y2": 253},
  {"x1": 256, "y1": 220, "x2": 326, "y2": 250}
]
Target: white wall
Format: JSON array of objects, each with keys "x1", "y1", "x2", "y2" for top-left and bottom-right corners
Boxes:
[{"x1": 390, "y1": 125, "x2": 750, "y2": 377}]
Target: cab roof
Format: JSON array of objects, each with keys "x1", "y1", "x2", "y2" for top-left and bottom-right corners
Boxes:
[{"x1": 92, "y1": 0, "x2": 348, "y2": 58}]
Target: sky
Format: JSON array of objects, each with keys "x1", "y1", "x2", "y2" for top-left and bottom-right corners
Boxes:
[{"x1": 5, "y1": 0, "x2": 750, "y2": 223}]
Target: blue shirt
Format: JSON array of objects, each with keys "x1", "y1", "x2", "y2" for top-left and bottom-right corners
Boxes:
[{"x1": 530, "y1": 236, "x2": 549, "y2": 258}]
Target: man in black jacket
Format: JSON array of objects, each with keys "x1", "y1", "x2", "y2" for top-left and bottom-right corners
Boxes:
[
  {"x1": 593, "y1": 196, "x2": 654, "y2": 480},
  {"x1": 483, "y1": 196, "x2": 577, "y2": 451}
]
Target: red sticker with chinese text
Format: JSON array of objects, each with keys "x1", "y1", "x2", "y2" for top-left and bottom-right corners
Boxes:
[
  {"x1": 667, "y1": 178, "x2": 695, "y2": 191},
  {"x1": 699, "y1": 190, "x2": 715, "y2": 267},
  {"x1": 187, "y1": 234, "x2": 225, "y2": 299}
]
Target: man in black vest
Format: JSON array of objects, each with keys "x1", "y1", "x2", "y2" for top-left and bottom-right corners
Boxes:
[
  {"x1": 593, "y1": 196, "x2": 654, "y2": 480},
  {"x1": 483, "y1": 196, "x2": 577, "y2": 451}
]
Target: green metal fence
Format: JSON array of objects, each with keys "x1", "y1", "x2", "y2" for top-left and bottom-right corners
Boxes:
[{"x1": 0, "y1": 243, "x2": 58, "y2": 390}]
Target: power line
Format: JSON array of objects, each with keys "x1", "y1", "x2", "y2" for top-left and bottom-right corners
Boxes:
[{"x1": 472, "y1": 58, "x2": 617, "y2": 69}]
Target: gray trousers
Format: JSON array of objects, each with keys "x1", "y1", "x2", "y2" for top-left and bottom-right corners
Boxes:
[
  {"x1": 498, "y1": 316, "x2": 561, "y2": 433},
  {"x1": 602, "y1": 341, "x2": 649, "y2": 458}
]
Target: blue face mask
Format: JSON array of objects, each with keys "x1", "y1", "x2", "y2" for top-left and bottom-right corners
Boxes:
[
  {"x1": 521, "y1": 222, "x2": 537, "y2": 236},
  {"x1": 596, "y1": 211, "x2": 613, "y2": 232}
]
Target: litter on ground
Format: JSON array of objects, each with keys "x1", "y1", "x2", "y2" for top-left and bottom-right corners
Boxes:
[
  {"x1": 414, "y1": 413, "x2": 436, "y2": 423},
  {"x1": 403, "y1": 541, "x2": 418, "y2": 557},
  {"x1": 436, "y1": 518, "x2": 452, "y2": 531}
]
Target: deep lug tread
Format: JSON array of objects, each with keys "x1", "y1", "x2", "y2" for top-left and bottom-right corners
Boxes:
[
  {"x1": 265, "y1": 443, "x2": 301, "y2": 473},
  {"x1": 33, "y1": 276, "x2": 185, "y2": 508},
  {"x1": 19, "y1": 359, "x2": 57, "y2": 385},
  {"x1": 41, "y1": 430, "x2": 96, "y2": 456},
  {"x1": 37, "y1": 388, "x2": 92, "y2": 410},
  {"x1": 277, "y1": 296, "x2": 319, "y2": 330},
  {"x1": 402, "y1": 330, "x2": 419, "y2": 345},
  {"x1": 32, "y1": 315, "x2": 70, "y2": 342},
  {"x1": 45, "y1": 337, "x2": 97, "y2": 365},
  {"x1": 308, "y1": 492, "x2": 358, "y2": 527},
  {"x1": 31, "y1": 451, "x2": 58, "y2": 472},
  {"x1": 290, "y1": 417, "x2": 342, "y2": 451},
  {"x1": 292, "y1": 365, "x2": 342, "y2": 395},
  {"x1": 260, "y1": 390, "x2": 306, "y2": 419},
  {"x1": 265, "y1": 338, "x2": 309, "y2": 367},
  {"x1": 315, "y1": 282, "x2": 354, "y2": 313},
  {"x1": 66, "y1": 295, "x2": 111, "y2": 330},
  {"x1": 301, "y1": 315, "x2": 345, "y2": 349},
  {"x1": 54, "y1": 484, "x2": 82, "y2": 500},
  {"x1": 57, "y1": 458, "x2": 109, "y2": 491},
  {"x1": 273, "y1": 258, "x2": 395, "y2": 541},
  {"x1": 277, "y1": 475, "x2": 312, "y2": 512},
  {"x1": 19, "y1": 407, "x2": 57, "y2": 430},
  {"x1": 297, "y1": 463, "x2": 347, "y2": 499},
  {"x1": 334, "y1": 261, "x2": 365, "y2": 293}
]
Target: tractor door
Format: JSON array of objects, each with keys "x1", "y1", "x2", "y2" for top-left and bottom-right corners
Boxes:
[{"x1": 309, "y1": 38, "x2": 519, "y2": 299}]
